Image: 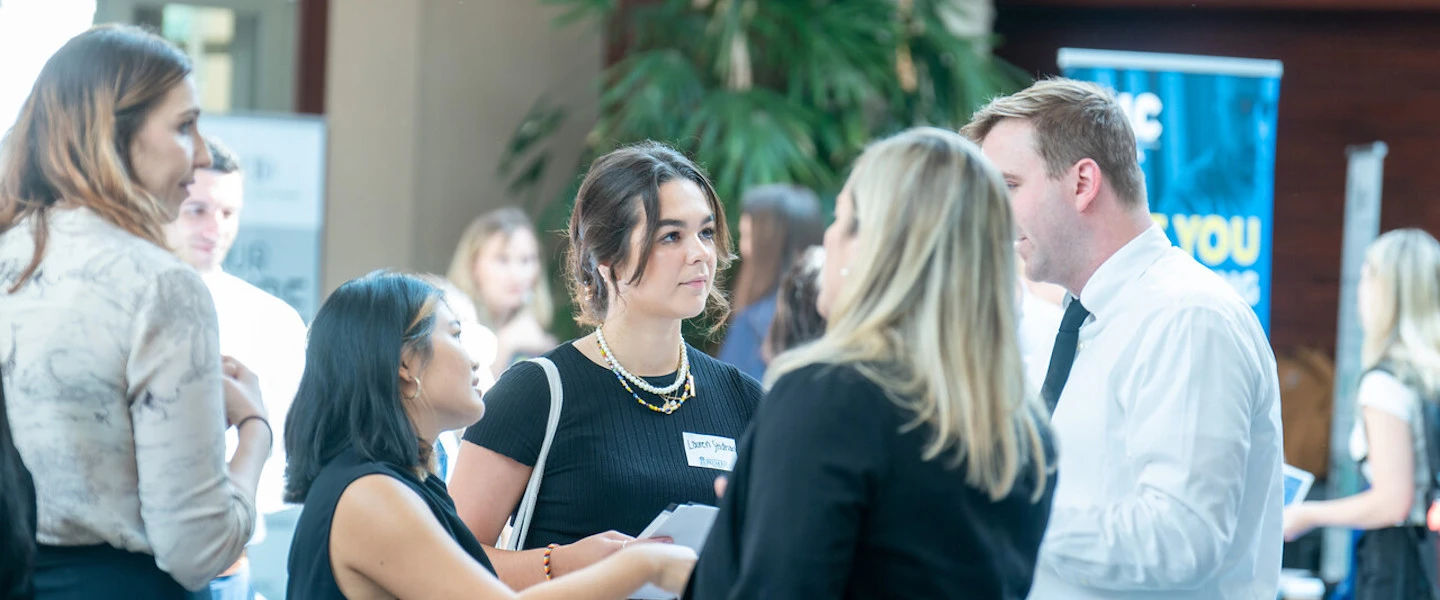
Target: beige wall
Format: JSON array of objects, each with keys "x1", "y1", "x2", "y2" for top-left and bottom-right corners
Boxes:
[
  {"x1": 323, "y1": 0, "x2": 602, "y2": 295},
  {"x1": 322, "y1": 0, "x2": 422, "y2": 292}
]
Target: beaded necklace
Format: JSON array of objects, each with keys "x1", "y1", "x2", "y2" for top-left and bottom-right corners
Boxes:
[
  {"x1": 595, "y1": 327, "x2": 689, "y2": 394},
  {"x1": 595, "y1": 328, "x2": 695, "y2": 415}
]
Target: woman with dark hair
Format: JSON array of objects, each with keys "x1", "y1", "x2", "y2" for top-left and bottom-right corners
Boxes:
[
  {"x1": 0, "y1": 25, "x2": 269, "y2": 596},
  {"x1": 1, "y1": 373, "x2": 36, "y2": 600},
  {"x1": 284, "y1": 272, "x2": 696, "y2": 599},
  {"x1": 449, "y1": 142, "x2": 763, "y2": 590},
  {"x1": 717, "y1": 184, "x2": 823, "y2": 379},
  {"x1": 761, "y1": 245, "x2": 826, "y2": 363}
]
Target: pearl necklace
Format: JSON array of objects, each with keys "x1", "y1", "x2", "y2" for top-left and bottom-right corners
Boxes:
[
  {"x1": 595, "y1": 327, "x2": 689, "y2": 395},
  {"x1": 597, "y1": 343, "x2": 695, "y2": 415}
]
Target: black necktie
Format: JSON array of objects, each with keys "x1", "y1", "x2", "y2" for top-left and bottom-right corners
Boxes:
[{"x1": 1041, "y1": 299, "x2": 1090, "y2": 413}]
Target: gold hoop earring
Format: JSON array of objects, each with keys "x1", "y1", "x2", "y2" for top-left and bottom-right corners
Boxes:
[{"x1": 405, "y1": 377, "x2": 423, "y2": 401}]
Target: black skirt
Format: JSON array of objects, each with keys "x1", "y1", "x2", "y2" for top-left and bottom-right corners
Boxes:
[
  {"x1": 32, "y1": 544, "x2": 185, "y2": 600},
  {"x1": 1354, "y1": 525, "x2": 1439, "y2": 600}
]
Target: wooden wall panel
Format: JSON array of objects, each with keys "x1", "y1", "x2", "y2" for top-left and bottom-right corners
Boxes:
[{"x1": 296, "y1": 0, "x2": 328, "y2": 115}]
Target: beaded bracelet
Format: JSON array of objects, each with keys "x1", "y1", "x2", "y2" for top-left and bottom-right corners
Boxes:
[{"x1": 542, "y1": 543, "x2": 559, "y2": 580}]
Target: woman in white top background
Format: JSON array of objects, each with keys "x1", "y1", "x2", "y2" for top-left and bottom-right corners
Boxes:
[
  {"x1": 447, "y1": 207, "x2": 560, "y2": 378},
  {"x1": 0, "y1": 25, "x2": 268, "y2": 597},
  {"x1": 1283, "y1": 228, "x2": 1440, "y2": 599}
]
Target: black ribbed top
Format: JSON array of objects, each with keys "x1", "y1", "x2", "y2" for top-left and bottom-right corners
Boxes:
[{"x1": 462, "y1": 341, "x2": 762, "y2": 549}]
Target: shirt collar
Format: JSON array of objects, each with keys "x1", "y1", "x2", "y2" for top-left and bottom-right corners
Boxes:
[{"x1": 1069, "y1": 225, "x2": 1172, "y2": 322}]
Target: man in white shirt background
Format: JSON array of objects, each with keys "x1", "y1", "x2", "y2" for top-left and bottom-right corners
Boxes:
[
  {"x1": 164, "y1": 138, "x2": 308, "y2": 600},
  {"x1": 964, "y1": 78, "x2": 1285, "y2": 600}
]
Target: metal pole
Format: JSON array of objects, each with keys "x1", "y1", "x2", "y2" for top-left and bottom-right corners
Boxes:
[{"x1": 1321, "y1": 141, "x2": 1387, "y2": 582}]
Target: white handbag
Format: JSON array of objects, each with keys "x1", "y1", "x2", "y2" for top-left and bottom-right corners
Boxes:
[{"x1": 501, "y1": 357, "x2": 564, "y2": 551}]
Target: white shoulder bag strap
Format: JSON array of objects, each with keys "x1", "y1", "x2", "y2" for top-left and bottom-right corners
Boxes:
[{"x1": 504, "y1": 357, "x2": 564, "y2": 551}]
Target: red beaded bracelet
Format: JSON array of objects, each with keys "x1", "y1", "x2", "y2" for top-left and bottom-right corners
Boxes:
[{"x1": 542, "y1": 543, "x2": 559, "y2": 580}]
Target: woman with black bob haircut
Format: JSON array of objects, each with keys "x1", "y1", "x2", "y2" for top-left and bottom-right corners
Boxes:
[{"x1": 284, "y1": 271, "x2": 695, "y2": 600}]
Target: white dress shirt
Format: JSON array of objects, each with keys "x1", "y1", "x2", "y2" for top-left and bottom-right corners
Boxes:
[
  {"x1": 1027, "y1": 226, "x2": 1284, "y2": 600},
  {"x1": 1019, "y1": 286, "x2": 1064, "y2": 393},
  {"x1": 203, "y1": 270, "x2": 308, "y2": 523}
]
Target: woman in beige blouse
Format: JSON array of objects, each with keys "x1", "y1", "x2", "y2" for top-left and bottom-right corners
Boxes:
[{"x1": 0, "y1": 25, "x2": 268, "y2": 597}]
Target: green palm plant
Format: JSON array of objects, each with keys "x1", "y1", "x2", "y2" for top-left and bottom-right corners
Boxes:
[{"x1": 504, "y1": 0, "x2": 1030, "y2": 339}]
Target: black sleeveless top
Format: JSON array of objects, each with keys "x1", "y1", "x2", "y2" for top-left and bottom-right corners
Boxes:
[{"x1": 287, "y1": 448, "x2": 497, "y2": 599}]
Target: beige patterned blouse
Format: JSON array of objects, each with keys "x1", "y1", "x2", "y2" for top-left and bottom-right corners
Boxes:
[{"x1": 0, "y1": 207, "x2": 254, "y2": 591}]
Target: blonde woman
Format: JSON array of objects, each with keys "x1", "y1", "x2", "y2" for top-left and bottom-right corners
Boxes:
[
  {"x1": 447, "y1": 207, "x2": 558, "y2": 377},
  {"x1": 1284, "y1": 228, "x2": 1440, "y2": 599},
  {"x1": 688, "y1": 127, "x2": 1056, "y2": 599}
]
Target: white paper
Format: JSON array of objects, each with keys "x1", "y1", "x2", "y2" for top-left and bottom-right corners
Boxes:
[
  {"x1": 636, "y1": 507, "x2": 674, "y2": 541},
  {"x1": 630, "y1": 503, "x2": 720, "y2": 600}
]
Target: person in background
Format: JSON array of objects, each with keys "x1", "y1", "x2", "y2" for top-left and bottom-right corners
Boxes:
[
  {"x1": 449, "y1": 142, "x2": 763, "y2": 590},
  {"x1": 717, "y1": 184, "x2": 823, "y2": 379},
  {"x1": 1284, "y1": 228, "x2": 1440, "y2": 599},
  {"x1": 0, "y1": 25, "x2": 268, "y2": 597},
  {"x1": 760, "y1": 245, "x2": 826, "y2": 366},
  {"x1": 965, "y1": 77, "x2": 1284, "y2": 600},
  {"x1": 688, "y1": 127, "x2": 1056, "y2": 599},
  {"x1": 447, "y1": 207, "x2": 558, "y2": 378},
  {"x1": 162, "y1": 137, "x2": 307, "y2": 600},
  {"x1": 282, "y1": 272, "x2": 696, "y2": 600}
]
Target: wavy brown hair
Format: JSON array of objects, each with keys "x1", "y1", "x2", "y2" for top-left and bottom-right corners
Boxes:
[
  {"x1": 0, "y1": 24, "x2": 193, "y2": 292},
  {"x1": 565, "y1": 141, "x2": 733, "y2": 328}
]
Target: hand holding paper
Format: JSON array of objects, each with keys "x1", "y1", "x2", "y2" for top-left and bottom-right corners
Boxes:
[{"x1": 631, "y1": 503, "x2": 720, "y2": 600}]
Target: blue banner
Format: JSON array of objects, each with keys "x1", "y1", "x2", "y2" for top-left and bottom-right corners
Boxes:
[{"x1": 1060, "y1": 49, "x2": 1283, "y2": 335}]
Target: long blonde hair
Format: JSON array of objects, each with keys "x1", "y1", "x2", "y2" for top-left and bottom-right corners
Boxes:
[
  {"x1": 445, "y1": 206, "x2": 553, "y2": 329},
  {"x1": 768, "y1": 127, "x2": 1052, "y2": 501},
  {"x1": 0, "y1": 25, "x2": 193, "y2": 292},
  {"x1": 1362, "y1": 228, "x2": 1440, "y2": 397}
]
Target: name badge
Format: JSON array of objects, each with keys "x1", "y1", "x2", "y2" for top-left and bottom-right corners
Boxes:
[{"x1": 682, "y1": 432, "x2": 738, "y2": 472}]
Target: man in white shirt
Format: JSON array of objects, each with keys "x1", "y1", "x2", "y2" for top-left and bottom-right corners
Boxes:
[
  {"x1": 964, "y1": 78, "x2": 1284, "y2": 599},
  {"x1": 164, "y1": 139, "x2": 308, "y2": 600},
  {"x1": 1018, "y1": 261, "x2": 1066, "y2": 391}
]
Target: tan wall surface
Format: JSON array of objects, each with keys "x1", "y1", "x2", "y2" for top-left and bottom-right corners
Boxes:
[
  {"x1": 322, "y1": 0, "x2": 422, "y2": 292},
  {"x1": 324, "y1": 0, "x2": 601, "y2": 295}
]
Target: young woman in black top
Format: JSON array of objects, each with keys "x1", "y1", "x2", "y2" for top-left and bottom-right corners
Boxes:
[
  {"x1": 450, "y1": 142, "x2": 763, "y2": 590},
  {"x1": 284, "y1": 272, "x2": 695, "y2": 599},
  {"x1": 688, "y1": 128, "x2": 1058, "y2": 599}
]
